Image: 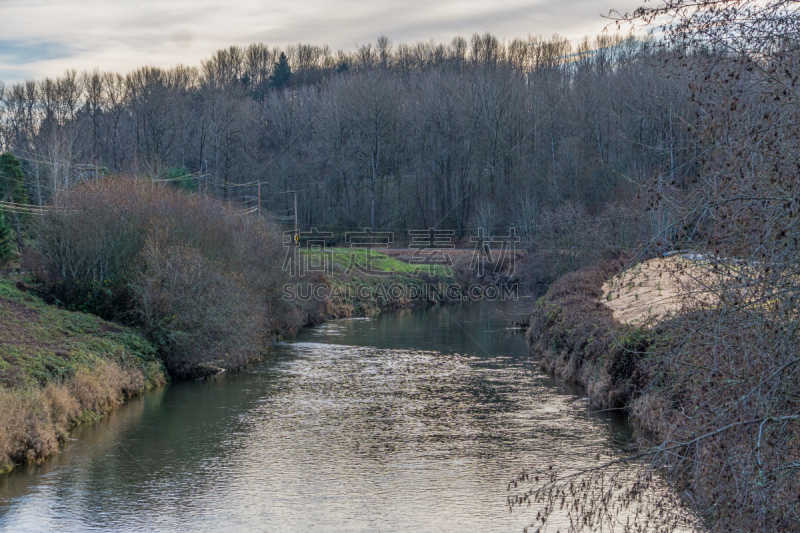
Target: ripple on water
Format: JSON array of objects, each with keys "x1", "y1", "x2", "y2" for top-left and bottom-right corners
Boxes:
[{"x1": 0, "y1": 302, "x2": 698, "y2": 532}]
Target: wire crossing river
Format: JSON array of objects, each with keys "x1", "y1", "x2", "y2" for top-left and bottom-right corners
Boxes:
[{"x1": 1, "y1": 300, "x2": 661, "y2": 532}]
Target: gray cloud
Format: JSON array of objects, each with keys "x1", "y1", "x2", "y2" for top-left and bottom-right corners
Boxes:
[{"x1": 0, "y1": 0, "x2": 644, "y2": 83}]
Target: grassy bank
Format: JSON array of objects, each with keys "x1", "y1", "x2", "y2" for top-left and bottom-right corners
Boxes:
[
  {"x1": 526, "y1": 259, "x2": 800, "y2": 531},
  {"x1": 0, "y1": 278, "x2": 167, "y2": 473},
  {"x1": 299, "y1": 248, "x2": 457, "y2": 318}
]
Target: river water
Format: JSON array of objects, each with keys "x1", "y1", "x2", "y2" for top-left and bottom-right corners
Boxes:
[{"x1": 0, "y1": 300, "x2": 671, "y2": 532}]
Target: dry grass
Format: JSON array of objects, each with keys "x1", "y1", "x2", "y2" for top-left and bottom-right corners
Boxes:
[
  {"x1": 0, "y1": 362, "x2": 150, "y2": 470},
  {"x1": 601, "y1": 255, "x2": 719, "y2": 325},
  {"x1": 0, "y1": 278, "x2": 166, "y2": 472}
]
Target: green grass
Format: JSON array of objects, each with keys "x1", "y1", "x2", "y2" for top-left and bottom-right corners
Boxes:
[
  {"x1": 0, "y1": 279, "x2": 165, "y2": 389},
  {"x1": 302, "y1": 248, "x2": 454, "y2": 278},
  {"x1": 298, "y1": 248, "x2": 456, "y2": 316}
]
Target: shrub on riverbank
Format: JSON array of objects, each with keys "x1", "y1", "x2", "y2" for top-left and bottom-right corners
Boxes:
[
  {"x1": 632, "y1": 308, "x2": 800, "y2": 530},
  {"x1": 526, "y1": 259, "x2": 800, "y2": 531},
  {"x1": 28, "y1": 178, "x2": 289, "y2": 377},
  {"x1": 0, "y1": 279, "x2": 166, "y2": 472},
  {"x1": 526, "y1": 257, "x2": 652, "y2": 408}
]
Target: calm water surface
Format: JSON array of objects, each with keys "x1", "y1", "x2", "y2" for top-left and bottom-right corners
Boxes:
[{"x1": 1, "y1": 300, "x2": 649, "y2": 532}]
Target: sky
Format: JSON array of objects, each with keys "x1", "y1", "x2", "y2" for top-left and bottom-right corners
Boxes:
[{"x1": 0, "y1": 0, "x2": 645, "y2": 83}]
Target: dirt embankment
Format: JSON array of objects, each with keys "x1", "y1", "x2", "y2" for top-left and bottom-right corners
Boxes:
[
  {"x1": 525, "y1": 257, "x2": 652, "y2": 409},
  {"x1": 525, "y1": 254, "x2": 710, "y2": 408},
  {"x1": 524, "y1": 253, "x2": 719, "y2": 409},
  {"x1": 601, "y1": 255, "x2": 718, "y2": 325}
]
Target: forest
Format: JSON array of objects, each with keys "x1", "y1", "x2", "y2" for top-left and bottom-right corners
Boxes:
[{"x1": 0, "y1": 31, "x2": 689, "y2": 245}]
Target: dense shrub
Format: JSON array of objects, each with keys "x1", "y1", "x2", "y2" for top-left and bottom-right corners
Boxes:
[
  {"x1": 30, "y1": 178, "x2": 288, "y2": 377},
  {"x1": 163, "y1": 166, "x2": 198, "y2": 193},
  {"x1": 527, "y1": 259, "x2": 800, "y2": 531},
  {"x1": 132, "y1": 235, "x2": 263, "y2": 376},
  {"x1": 633, "y1": 309, "x2": 800, "y2": 530}
]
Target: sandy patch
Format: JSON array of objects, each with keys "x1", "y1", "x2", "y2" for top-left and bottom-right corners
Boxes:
[{"x1": 600, "y1": 255, "x2": 717, "y2": 325}]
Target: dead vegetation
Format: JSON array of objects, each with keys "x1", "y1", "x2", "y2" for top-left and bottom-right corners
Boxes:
[
  {"x1": 0, "y1": 362, "x2": 151, "y2": 470},
  {"x1": 526, "y1": 257, "x2": 800, "y2": 531},
  {"x1": 28, "y1": 178, "x2": 290, "y2": 378},
  {"x1": 601, "y1": 255, "x2": 718, "y2": 325},
  {"x1": 0, "y1": 279, "x2": 166, "y2": 472},
  {"x1": 526, "y1": 257, "x2": 647, "y2": 410}
]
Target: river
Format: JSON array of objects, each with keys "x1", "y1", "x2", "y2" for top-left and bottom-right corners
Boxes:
[{"x1": 0, "y1": 300, "x2": 675, "y2": 532}]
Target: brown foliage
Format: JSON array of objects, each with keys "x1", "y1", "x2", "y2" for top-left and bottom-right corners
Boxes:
[
  {"x1": 526, "y1": 257, "x2": 647, "y2": 409},
  {"x1": 31, "y1": 178, "x2": 289, "y2": 377},
  {"x1": 527, "y1": 256, "x2": 800, "y2": 530},
  {"x1": 0, "y1": 361, "x2": 151, "y2": 471},
  {"x1": 634, "y1": 309, "x2": 800, "y2": 530},
  {"x1": 132, "y1": 236, "x2": 264, "y2": 376}
]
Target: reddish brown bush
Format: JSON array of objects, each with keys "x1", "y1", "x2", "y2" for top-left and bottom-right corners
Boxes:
[{"x1": 31, "y1": 178, "x2": 289, "y2": 377}]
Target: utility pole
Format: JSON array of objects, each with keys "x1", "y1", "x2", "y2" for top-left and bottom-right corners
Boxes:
[
  {"x1": 257, "y1": 180, "x2": 261, "y2": 218},
  {"x1": 294, "y1": 191, "x2": 299, "y2": 245}
]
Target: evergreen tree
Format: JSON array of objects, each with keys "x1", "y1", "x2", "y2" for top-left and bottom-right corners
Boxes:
[
  {"x1": 0, "y1": 152, "x2": 28, "y2": 205},
  {"x1": 0, "y1": 212, "x2": 13, "y2": 260},
  {"x1": 269, "y1": 52, "x2": 292, "y2": 90},
  {"x1": 0, "y1": 152, "x2": 29, "y2": 247}
]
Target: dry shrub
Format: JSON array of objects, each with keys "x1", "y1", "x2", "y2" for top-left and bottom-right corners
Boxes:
[
  {"x1": 521, "y1": 201, "x2": 649, "y2": 295},
  {"x1": 0, "y1": 389, "x2": 50, "y2": 469},
  {"x1": 31, "y1": 177, "x2": 289, "y2": 377},
  {"x1": 632, "y1": 310, "x2": 800, "y2": 530},
  {"x1": 526, "y1": 257, "x2": 647, "y2": 408},
  {"x1": 43, "y1": 384, "x2": 81, "y2": 433},
  {"x1": 132, "y1": 236, "x2": 263, "y2": 377},
  {"x1": 0, "y1": 361, "x2": 146, "y2": 470}
]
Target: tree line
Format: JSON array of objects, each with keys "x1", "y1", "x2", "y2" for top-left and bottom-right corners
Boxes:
[{"x1": 0, "y1": 32, "x2": 693, "y2": 243}]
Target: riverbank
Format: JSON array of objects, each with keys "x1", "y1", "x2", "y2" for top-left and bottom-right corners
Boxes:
[
  {"x1": 525, "y1": 257, "x2": 649, "y2": 409},
  {"x1": 526, "y1": 256, "x2": 800, "y2": 530},
  {"x1": 0, "y1": 248, "x2": 486, "y2": 474},
  {"x1": 0, "y1": 278, "x2": 167, "y2": 473},
  {"x1": 284, "y1": 245, "x2": 519, "y2": 328},
  {"x1": 0, "y1": 298, "x2": 636, "y2": 532}
]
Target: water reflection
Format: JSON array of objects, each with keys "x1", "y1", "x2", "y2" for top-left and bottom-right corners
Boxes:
[{"x1": 1, "y1": 300, "x2": 661, "y2": 532}]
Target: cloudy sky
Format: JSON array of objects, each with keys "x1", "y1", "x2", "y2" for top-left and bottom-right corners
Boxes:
[{"x1": 0, "y1": 0, "x2": 644, "y2": 83}]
